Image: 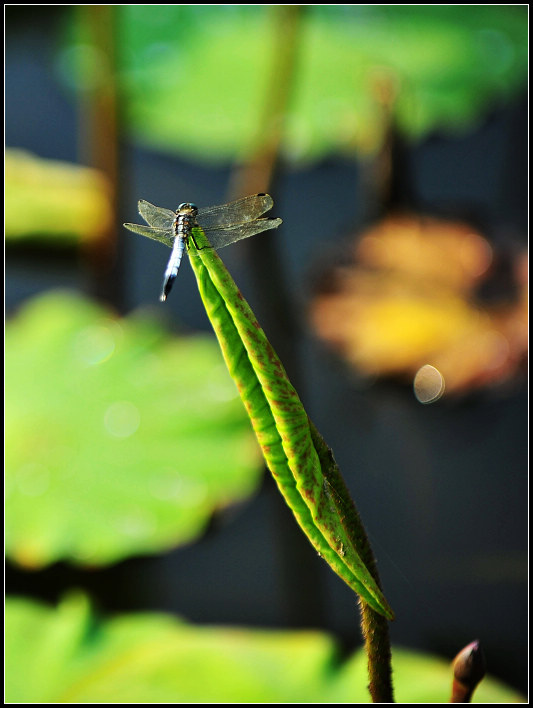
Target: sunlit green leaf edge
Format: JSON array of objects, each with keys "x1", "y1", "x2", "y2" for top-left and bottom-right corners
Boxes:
[
  {"x1": 5, "y1": 594, "x2": 525, "y2": 703},
  {"x1": 5, "y1": 291, "x2": 262, "y2": 568},
  {"x1": 187, "y1": 228, "x2": 393, "y2": 620}
]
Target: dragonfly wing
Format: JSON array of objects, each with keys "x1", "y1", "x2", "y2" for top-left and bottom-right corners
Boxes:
[
  {"x1": 138, "y1": 200, "x2": 176, "y2": 229},
  {"x1": 201, "y1": 217, "x2": 282, "y2": 250},
  {"x1": 197, "y1": 193, "x2": 275, "y2": 229},
  {"x1": 123, "y1": 223, "x2": 174, "y2": 248}
]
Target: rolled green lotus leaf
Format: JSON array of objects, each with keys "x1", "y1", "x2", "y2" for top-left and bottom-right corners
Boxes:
[{"x1": 187, "y1": 226, "x2": 394, "y2": 621}]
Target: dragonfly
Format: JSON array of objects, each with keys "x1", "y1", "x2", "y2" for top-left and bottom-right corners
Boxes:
[{"x1": 124, "y1": 193, "x2": 282, "y2": 302}]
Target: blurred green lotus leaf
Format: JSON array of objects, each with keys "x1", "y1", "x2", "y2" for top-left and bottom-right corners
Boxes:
[
  {"x1": 5, "y1": 291, "x2": 262, "y2": 568},
  {"x1": 63, "y1": 6, "x2": 527, "y2": 163},
  {"x1": 5, "y1": 594, "x2": 525, "y2": 703},
  {"x1": 5, "y1": 149, "x2": 112, "y2": 244}
]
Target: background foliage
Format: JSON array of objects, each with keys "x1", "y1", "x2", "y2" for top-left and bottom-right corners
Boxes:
[
  {"x1": 5, "y1": 4, "x2": 528, "y2": 701},
  {"x1": 6, "y1": 292, "x2": 262, "y2": 567},
  {"x1": 59, "y1": 5, "x2": 528, "y2": 162},
  {"x1": 5, "y1": 594, "x2": 525, "y2": 703}
]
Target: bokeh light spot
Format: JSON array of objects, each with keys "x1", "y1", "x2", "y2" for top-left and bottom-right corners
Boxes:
[
  {"x1": 104, "y1": 401, "x2": 141, "y2": 438},
  {"x1": 414, "y1": 365, "x2": 445, "y2": 404}
]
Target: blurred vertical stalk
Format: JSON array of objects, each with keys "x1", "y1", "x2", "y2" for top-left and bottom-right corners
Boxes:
[
  {"x1": 77, "y1": 5, "x2": 124, "y2": 310},
  {"x1": 229, "y1": 5, "x2": 302, "y2": 198},
  {"x1": 358, "y1": 70, "x2": 416, "y2": 225},
  {"x1": 358, "y1": 73, "x2": 415, "y2": 225}
]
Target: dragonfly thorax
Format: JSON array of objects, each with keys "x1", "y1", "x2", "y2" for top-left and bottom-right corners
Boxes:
[{"x1": 173, "y1": 203, "x2": 198, "y2": 237}]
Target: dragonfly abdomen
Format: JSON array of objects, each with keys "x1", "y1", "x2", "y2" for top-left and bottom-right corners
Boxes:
[
  {"x1": 160, "y1": 236, "x2": 185, "y2": 302},
  {"x1": 159, "y1": 208, "x2": 197, "y2": 302}
]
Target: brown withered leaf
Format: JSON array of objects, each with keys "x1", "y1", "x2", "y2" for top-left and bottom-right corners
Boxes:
[{"x1": 310, "y1": 214, "x2": 527, "y2": 398}]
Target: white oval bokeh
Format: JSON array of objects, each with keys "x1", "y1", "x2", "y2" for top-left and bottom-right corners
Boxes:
[{"x1": 414, "y1": 364, "x2": 446, "y2": 404}]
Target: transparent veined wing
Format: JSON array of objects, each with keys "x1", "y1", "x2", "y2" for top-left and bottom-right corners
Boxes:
[
  {"x1": 123, "y1": 223, "x2": 175, "y2": 248},
  {"x1": 197, "y1": 193, "x2": 275, "y2": 230},
  {"x1": 199, "y1": 217, "x2": 283, "y2": 250},
  {"x1": 138, "y1": 200, "x2": 176, "y2": 230}
]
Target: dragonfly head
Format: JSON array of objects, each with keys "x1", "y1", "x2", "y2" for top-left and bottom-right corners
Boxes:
[{"x1": 176, "y1": 202, "x2": 198, "y2": 217}]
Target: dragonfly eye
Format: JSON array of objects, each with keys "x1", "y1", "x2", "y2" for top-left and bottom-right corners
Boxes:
[{"x1": 177, "y1": 202, "x2": 198, "y2": 213}]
